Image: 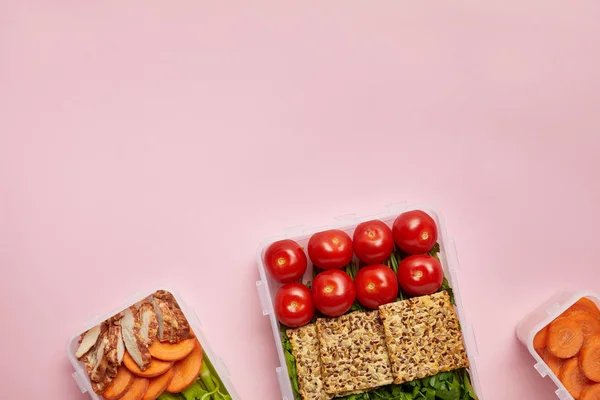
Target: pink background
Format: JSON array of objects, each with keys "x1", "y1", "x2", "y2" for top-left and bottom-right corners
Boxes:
[{"x1": 1, "y1": 1, "x2": 600, "y2": 399}]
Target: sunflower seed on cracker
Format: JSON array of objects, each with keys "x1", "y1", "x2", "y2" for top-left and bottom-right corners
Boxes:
[
  {"x1": 316, "y1": 311, "x2": 393, "y2": 395},
  {"x1": 378, "y1": 291, "x2": 469, "y2": 384}
]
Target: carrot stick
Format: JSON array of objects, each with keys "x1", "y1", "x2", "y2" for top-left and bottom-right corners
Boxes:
[
  {"x1": 534, "y1": 326, "x2": 549, "y2": 350},
  {"x1": 560, "y1": 357, "x2": 591, "y2": 399},
  {"x1": 548, "y1": 317, "x2": 584, "y2": 358},
  {"x1": 581, "y1": 336, "x2": 600, "y2": 383},
  {"x1": 581, "y1": 383, "x2": 600, "y2": 400}
]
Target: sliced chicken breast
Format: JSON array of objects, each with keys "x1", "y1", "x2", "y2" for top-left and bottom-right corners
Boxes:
[
  {"x1": 138, "y1": 302, "x2": 158, "y2": 345},
  {"x1": 106, "y1": 323, "x2": 122, "y2": 365},
  {"x1": 116, "y1": 327, "x2": 125, "y2": 364},
  {"x1": 151, "y1": 291, "x2": 191, "y2": 343},
  {"x1": 75, "y1": 324, "x2": 101, "y2": 359},
  {"x1": 150, "y1": 295, "x2": 171, "y2": 342},
  {"x1": 81, "y1": 329, "x2": 115, "y2": 394},
  {"x1": 121, "y1": 307, "x2": 151, "y2": 370}
]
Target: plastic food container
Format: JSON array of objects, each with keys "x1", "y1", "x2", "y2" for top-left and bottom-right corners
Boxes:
[
  {"x1": 517, "y1": 290, "x2": 600, "y2": 400},
  {"x1": 67, "y1": 288, "x2": 239, "y2": 400},
  {"x1": 255, "y1": 203, "x2": 482, "y2": 400}
]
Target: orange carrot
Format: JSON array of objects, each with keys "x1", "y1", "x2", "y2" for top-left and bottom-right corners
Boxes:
[
  {"x1": 103, "y1": 366, "x2": 134, "y2": 400},
  {"x1": 536, "y1": 347, "x2": 544, "y2": 358},
  {"x1": 582, "y1": 383, "x2": 600, "y2": 400},
  {"x1": 548, "y1": 317, "x2": 584, "y2": 358},
  {"x1": 568, "y1": 312, "x2": 600, "y2": 343},
  {"x1": 541, "y1": 348, "x2": 565, "y2": 377},
  {"x1": 119, "y1": 377, "x2": 150, "y2": 400},
  {"x1": 149, "y1": 337, "x2": 197, "y2": 361},
  {"x1": 560, "y1": 357, "x2": 591, "y2": 399},
  {"x1": 166, "y1": 340, "x2": 203, "y2": 393},
  {"x1": 567, "y1": 298, "x2": 600, "y2": 320},
  {"x1": 142, "y1": 368, "x2": 175, "y2": 400},
  {"x1": 534, "y1": 326, "x2": 549, "y2": 350},
  {"x1": 581, "y1": 336, "x2": 600, "y2": 382},
  {"x1": 123, "y1": 352, "x2": 173, "y2": 378}
]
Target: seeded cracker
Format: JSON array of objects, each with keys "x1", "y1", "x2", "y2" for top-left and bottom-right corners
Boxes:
[
  {"x1": 287, "y1": 324, "x2": 333, "y2": 400},
  {"x1": 378, "y1": 291, "x2": 470, "y2": 384},
  {"x1": 316, "y1": 311, "x2": 393, "y2": 395}
]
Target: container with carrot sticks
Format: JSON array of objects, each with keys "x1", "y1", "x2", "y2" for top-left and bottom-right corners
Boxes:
[{"x1": 517, "y1": 292, "x2": 600, "y2": 400}]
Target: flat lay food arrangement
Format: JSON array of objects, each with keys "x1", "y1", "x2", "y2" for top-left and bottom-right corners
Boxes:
[
  {"x1": 65, "y1": 205, "x2": 598, "y2": 400},
  {"x1": 68, "y1": 290, "x2": 234, "y2": 400},
  {"x1": 257, "y1": 208, "x2": 479, "y2": 400}
]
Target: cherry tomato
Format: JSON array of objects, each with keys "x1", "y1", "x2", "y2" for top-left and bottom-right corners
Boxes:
[
  {"x1": 354, "y1": 264, "x2": 398, "y2": 309},
  {"x1": 397, "y1": 254, "x2": 443, "y2": 296},
  {"x1": 307, "y1": 229, "x2": 353, "y2": 270},
  {"x1": 264, "y1": 239, "x2": 307, "y2": 283},
  {"x1": 392, "y1": 210, "x2": 438, "y2": 254},
  {"x1": 312, "y1": 270, "x2": 356, "y2": 317},
  {"x1": 274, "y1": 283, "x2": 315, "y2": 328},
  {"x1": 353, "y1": 220, "x2": 394, "y2": 265}
]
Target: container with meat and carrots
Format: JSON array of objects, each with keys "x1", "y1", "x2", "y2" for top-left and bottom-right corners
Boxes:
[
  {"x1": 67, "y1": 289, "x2": 239, "y2": 400},
  {"x1": 517, "y1": 291, "x2": 600, "y2": 400},
  {"x1": 256, "y1": 205, "x2": 482, "y2": 400}
]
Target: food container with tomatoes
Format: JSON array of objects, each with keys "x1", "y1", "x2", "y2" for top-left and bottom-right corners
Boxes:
[
  {"x1": 517, "y1": 291, "x2": 600, "y2": 400},
  {"x1": 256, "y1": 204, "x2": 481, "y2": 400},
  {"x1": 66, "y1": 288, "x2": 239, "y2": 400}
]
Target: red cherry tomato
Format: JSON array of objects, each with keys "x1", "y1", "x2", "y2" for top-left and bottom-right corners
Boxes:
[
  {"x1": 353, "y1": 220, "x2": 394, "y2": 265},
  {"x1": 312, "y1": 270, "x2": 356, "y2": 317},
  {"x1": 354, "y1": 264, "x2": 398, "y2": 309},
  {"x1": 308, "y1": 229, "x2": 353, "y2": 270},
  {"x1": 274, "y1": 283, "x2": 315, "y2": 328},
  {"x1": 264, "y1": 239, "x2": 307, "y2": 283},
  {"x1": 397, "y1": 254, "x2": 443, "y2": 296},
  {"x1": 392, "y1": 210, "x2": 438, "y2": 254}
]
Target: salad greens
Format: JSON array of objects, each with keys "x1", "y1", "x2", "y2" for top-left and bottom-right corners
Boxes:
[
  {"x1": 335, "y1": 368, "x2": 478, "y2": 400},
  {"x1": 282, "y1": 329, "x2": 301, "y2": 394},
  {"x1": 281, "y1": 242, "x2": 478, "y2": 400},
  {"x1": 158, "y1": 350, "x2": 232, "y2": 400}
]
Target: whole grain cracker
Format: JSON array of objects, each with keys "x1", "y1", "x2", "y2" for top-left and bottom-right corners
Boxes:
[
  {"x1": 378, "y1": 291, "x2": 470, "y2": 384},
  {"x1": 287, "y1": 324, "x2": 333, "y2": 400},
  {"x1": 316, "y1": 311, "x2": 393, "y2": 395}
]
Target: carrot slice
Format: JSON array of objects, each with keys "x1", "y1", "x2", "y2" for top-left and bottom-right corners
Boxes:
[
  {"x1": 569, "y1": 312, "x2": 600, "y2": 343},
  {"x1": 103, "y1": 366, "x2": 134, "y2": 400},
  {"x1": 166, "y1": 340, "x2": 203, "y2": 393},
  {"x1": 581, "y1": 336, "x2": 600, "y2": 382},
  {"x1": 149, "y1": 337, "x2": 197, "y2": 361},
  {"x1": 560, "y1": 357, "x2": 591, "y2": 399},
  {"x1": 548, "y1": 317, "x2": 584, "y2": 358},
  {"x1": 567, "y1": 298, "x2": 600, "y2": 320},
  {"x1": 534, "y1": 326, "x2": 549, "y2": 350},
  {"x1": 582, "y1": 383, "x2": 600, "y2": 400},
  {"x1": 123, "y1": 352, "x2": 173, "y2": 378},
  {"x1": 141, "y1": 367, "x2": 175, "y2": 400},
  {"x1": 119, "y1": 377, "x2": 150, "y2": 400},
  {"x1": 541, "y1": 348, "x2": 565, "y2": 377}
]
